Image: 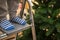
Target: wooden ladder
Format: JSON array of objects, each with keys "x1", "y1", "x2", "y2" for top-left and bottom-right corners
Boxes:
[{"x1": 0, "y1": 0, "x2": 37, "y2": 40}]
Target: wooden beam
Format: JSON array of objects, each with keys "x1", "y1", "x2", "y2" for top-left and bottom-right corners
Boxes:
[{"x1": 28, "y1": 0, "x2": 37, "y2": 40}]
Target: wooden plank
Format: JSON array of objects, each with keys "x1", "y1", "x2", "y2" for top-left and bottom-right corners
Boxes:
[
  {"x1": 2, "y1": 34, "x2": 16, "y2": 40},
  {"x1": 0, "y1": 32, "x2": 23, "y2": 40},
  {"x1": 3, "y1": 23, "x2": 31, "y2": 34},
  {"x1": 0, "y1": 23, "x2": 31, "y2": 39},
  {"x1": 0, "y1": 31, "x2": 3, "y2": 34}
]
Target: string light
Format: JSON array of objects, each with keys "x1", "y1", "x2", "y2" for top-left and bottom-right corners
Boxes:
[
  {"x1": 41, "y1": 0, "x2": 43, "y2": 3},
  {"x1": 52, "y1": 33, "x2": 55, "y2": 36},
  {"x1": 48, "y1": 16, "x2": 51, "y2": 18},
  {"x1": 58, "y1": 13, "x2": 60, "y2": 16},
  {"x1": 56, "y1": 13, "x2": 60, "y2": 18},
  {"x1": 46, "y1": 29, "x2": 48, "y2": 31}
]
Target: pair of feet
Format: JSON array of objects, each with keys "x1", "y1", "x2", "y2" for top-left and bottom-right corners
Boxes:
[{"x1": 0, "y1": 17, "x2": 26, "y2": 31}]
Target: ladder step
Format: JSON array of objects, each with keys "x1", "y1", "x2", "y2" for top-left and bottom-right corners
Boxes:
[
  {"x1": 1, "y1": 23, "x2": 31, "y2": 35},
  {"x1": 0, "y1": 23, "x2": 31, "y2": 39},
  {"x1": 0, "y1": 33, "x2": 7, "y2": 39}
]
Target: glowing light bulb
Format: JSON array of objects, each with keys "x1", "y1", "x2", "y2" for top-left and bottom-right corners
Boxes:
[{"x1": 48, "y1": 16, "x2": 51, "y2": 18}]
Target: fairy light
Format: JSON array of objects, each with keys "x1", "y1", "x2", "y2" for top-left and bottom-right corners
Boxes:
[
  {"x1": 58, "y1": 13, "x2": 60, "y2": 16},
  {"x1": 43, "y1": 28, "x2": 45, "y2": 30},
  {"x1": 52, "y1": 33, "x2": 55, "y2": 36},
  {"x1": 48, "y1": 16, "x2": 50, "y2": 18},
  {"x1": 51, "y1": 4, "x2": 54, "y2": 8},
  {"x1": 46, "y1": 29, "x2": 48, "y2": 31},
  {"x1": 56, "y1": 15, "x2": 58, "y2": 18},
  {"x1": 41, "y1": 0, "x2": 43, "y2": 3}
]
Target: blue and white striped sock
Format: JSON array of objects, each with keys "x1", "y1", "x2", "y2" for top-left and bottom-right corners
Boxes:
[
  {"x1": 0, "y1": 19, "x2": 15, "y2": 31},
  {"x1": 11, "y1": 17, "x2": 26, "y2": 25}
]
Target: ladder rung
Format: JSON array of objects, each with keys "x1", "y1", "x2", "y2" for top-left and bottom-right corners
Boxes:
[
  {"x1": 0, "y1": 23, "x2": 31, "y2": 39},
  {"x1": 0, "y1": 23, "x2": 31, "y2": 35},
  {"x1": 0, "y1": 33, "x2": 7, "y2": 39}
]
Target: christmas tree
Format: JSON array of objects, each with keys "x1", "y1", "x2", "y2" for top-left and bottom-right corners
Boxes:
[{"x1": 33, "y1": 0, "x2": 60, "y2": 40}]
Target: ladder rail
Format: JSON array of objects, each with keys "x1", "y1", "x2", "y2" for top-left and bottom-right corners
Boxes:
[
  {"x1": 27, "y1": 0, "x2": 37, "y2": 40},
  {"x1": 20, "y1": 0, "x2": 37, "y2": 40}
]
